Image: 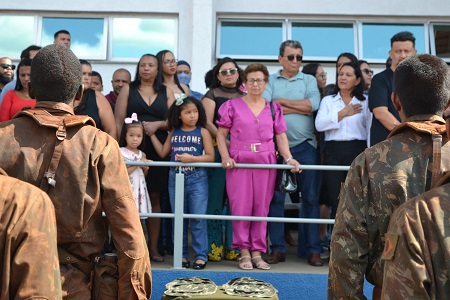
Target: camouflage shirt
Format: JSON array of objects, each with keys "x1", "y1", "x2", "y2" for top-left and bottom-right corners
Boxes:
[
  {"x1": 328, "y1": 115, "x2": 450, "y2": 299},
  {"x1": 381, "y1": 172, "x2": 450, "y2": 300},
  {"x1": 0, "y1": 102, "x2": 151, "y2": 299}
]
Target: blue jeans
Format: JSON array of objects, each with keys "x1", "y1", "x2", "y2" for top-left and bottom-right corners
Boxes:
[
  {"x1": 268, "y1": 141, "x2": 321, "y2": 256},
  {"x1": 169, "y1": 168, "x2": 208, "y2": 261}
]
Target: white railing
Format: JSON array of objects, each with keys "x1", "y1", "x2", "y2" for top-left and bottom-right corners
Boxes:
[{"x1": 128, "y1": 161, "x2": 350, "y2": 269}]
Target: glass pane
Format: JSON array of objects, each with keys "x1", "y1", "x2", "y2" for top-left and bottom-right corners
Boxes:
[
  {"x1": 362, "y1": 24, "x2": 425, "y2": 59},
  {"x1": 433, "y1": 25, "x2": 450, "y2": 58},
  {"x1": 41, "y1": 17, "x2": 106, "y2": 60},
  {"x1": 292, "y1": 23, "x2": 354, "y2": 58},
  {"x1": 219, "y1": 21, "x2": 283, "y2": 57},
  {"x1": 0, "y1": 15, "x2": 35, "y2": 58},
  {"x1": 111, "y1": 18, "x2": 177, "y2": 59}
]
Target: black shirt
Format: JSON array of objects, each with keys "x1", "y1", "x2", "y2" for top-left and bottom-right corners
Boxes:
[{"x1": 368, "y1": 68, "x2": 400, "y2": 146}]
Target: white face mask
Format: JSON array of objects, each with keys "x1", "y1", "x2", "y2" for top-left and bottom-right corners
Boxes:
[{"x1": 177, "y1": 73, "x2": 191, "y2": 85}]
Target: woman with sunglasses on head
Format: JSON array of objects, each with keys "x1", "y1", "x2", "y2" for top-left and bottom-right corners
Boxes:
[
  {"x1": 0, "y1": 59, "x2": 35, "y2": 122},
  {"x1": 202, "y1": 57, "x2": 245, "y2": 262},
  {"x1": 115, "y1": 53, "x2": 175, "y2": 263},
  {"x1": 315, "y1": 62, "x2": 371, "y2": 235},
  {"x1": 358, "y1": 60, "x2": 373, "y2": 94},
  {"x1": 157, "y1": 50, "x2": 190, "y2": 99}
]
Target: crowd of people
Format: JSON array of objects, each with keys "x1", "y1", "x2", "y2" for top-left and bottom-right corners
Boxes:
[{"x1": 1, "y1": 27, "x2": 449, "y2": 299}]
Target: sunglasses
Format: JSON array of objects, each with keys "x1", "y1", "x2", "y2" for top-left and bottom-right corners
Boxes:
[
  {"x1": 1, "y1": 64, "x2": 16, "y2": 70},
  {"x1": 285, "y1": 55, "x2": 303, "y2": 62},
  {"x1": 219, "y1": 68, "x2": 238, "y2": 76},
  {"x1": 362, "y1": 68, "x2": 374, "y2": 75}
]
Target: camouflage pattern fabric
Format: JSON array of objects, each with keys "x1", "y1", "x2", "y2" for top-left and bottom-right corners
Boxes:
[
  {"x1": 164, "y1": 277, "x2": 217, "y2": 297},
  {"x1": 223, "y1": 277, "x2": 278, "y2": 298},
  {"x1": 0, "y1": 169, "x2": 61, "y2": 299},
  {"x1": 381, "y1": 172, "x2": 450, "y2": 299},
  {"x1": 0, "y1": 102, "x2": 151, "y2": 299},
  {"x1": 328, "y1": 115, "x2": 450, "y2": 299}
]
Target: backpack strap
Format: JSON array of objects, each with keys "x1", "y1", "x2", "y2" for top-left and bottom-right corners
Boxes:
[
  {"x1": 15, "y1": 109, "x2": 95, "y2": 192},
  {"x1": 389, "y1": 120, "x2": 447, "y2": 188}
]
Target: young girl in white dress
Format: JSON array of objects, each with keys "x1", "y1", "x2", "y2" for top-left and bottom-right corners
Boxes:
[{"x1": 119, "y1": 113, "x2": 152, "y2": 216}]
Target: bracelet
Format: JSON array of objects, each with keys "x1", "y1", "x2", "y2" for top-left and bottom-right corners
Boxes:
[{"x1": 285, "y1": 157, "x2": 293, "y2": 163}]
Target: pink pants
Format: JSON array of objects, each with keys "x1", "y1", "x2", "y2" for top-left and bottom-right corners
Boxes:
[{"x1": 226, "y1": 165, "x2": 276, "y2": 252}]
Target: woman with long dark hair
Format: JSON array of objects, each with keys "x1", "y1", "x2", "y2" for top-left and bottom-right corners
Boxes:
[
  {"x1": 202, "y1": 57, "x2": 245, "y2": 262},
  {"x1": 115, "y1": 54, "x2": 175, "y2": 262},
  {"x1": 315, "y1": 62, "x2": 371, "y2": 229}
]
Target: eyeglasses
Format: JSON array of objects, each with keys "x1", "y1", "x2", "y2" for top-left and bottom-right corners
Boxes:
[
  {"x1": 163, "y1": 59, "x2": 178, "y2": 65},
  {"x1": 219, "y1": 68, "x2": 238, "y2": 76},
  {"x1": 317, "y1": 72, "x2": 327, "y2": 79},
  {"x1": 1, "y1": 64, "x2": 15, "y2": 70},
  {"x1": 247, "y1": 79, "x2": 265, "y2": 85},
  {"x1": 362, "y1": 68, "x2": 374, "y2": 75},
  {"x1": 285, "y1": 55, "x2": 303, "y2": 62}
]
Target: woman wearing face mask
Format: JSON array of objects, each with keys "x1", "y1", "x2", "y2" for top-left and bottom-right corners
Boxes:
[{"x1": 176, "y1": 60, "x2": 203, "y2": 100}]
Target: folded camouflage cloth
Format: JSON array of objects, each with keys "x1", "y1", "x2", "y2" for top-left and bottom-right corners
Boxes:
[
  {"x1": 222, "y1": 277, "x2": 278, "y2": 298},
  {"x1": 164, "y1": 277, "x2": 217, "y2": 297}
]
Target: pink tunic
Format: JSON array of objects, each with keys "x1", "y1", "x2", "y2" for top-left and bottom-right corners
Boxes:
[{"x1": 217, "y1": 98, "x2": 286, "y2": 252}]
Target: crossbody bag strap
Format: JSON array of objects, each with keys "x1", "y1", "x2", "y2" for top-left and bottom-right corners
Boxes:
[{"x1": 269, "y1": 101, "x2": 277, "y2": 149}]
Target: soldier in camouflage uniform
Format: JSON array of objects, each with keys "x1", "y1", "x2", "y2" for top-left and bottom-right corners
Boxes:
[
  {"x1": 0, "y1": 44, "x2": 151, "y2": 299},
  {"x1": 328, "y1": 54, "x2": 450, "y2": 299},
  {"x1": 0, "y1": 168, "x2": 61, "y2": 299},
  {"x1": 381, "y1": 112, "x2": 450, "y2": 299},
  {"x1": 381, "y1": 170, "x2": 450, "y2": 299}
]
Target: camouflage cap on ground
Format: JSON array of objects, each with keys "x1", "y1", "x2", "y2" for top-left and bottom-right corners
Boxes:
[
  {"x1": 164, "y1": 277, "x2": 217, "y2": 297},
  {"x1": 222, "y1": 277, "x2": 278, "y2": 298}
]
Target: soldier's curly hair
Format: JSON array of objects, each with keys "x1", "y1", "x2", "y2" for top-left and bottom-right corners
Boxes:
[
  {"x1": 30, "y1": 44, "x2": 82, "y2": 104},
  {"x1": 394, "y1": 54, "x2": 450, "y2": 118}
]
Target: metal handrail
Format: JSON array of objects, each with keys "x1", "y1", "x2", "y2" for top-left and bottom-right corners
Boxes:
[{"x1": 127, "y1": 161, "x2": 350, "y2": 269}]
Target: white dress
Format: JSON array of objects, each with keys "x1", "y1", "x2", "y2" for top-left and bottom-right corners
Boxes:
[{"x1": 120, "y1": 147, "x2": 152, "y2": 217}]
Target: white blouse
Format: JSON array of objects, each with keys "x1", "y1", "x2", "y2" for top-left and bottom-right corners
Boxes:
[{"x1": 315, "y1": 92, "x2": 372, "y2": 143}]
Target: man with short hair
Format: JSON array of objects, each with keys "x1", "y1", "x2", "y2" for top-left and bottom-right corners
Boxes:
[
  {"x1": 0, "y1": 45, "x2": 41, "y2": 105},
  {"x1": 0, "y1": 57, "x2": 14, "y2": 92},
  {"x1": 176, "y1": 60, "x2": 203, "y2": 100},
  {"x1": 369, "y1": 31, "x2": 417, "y2": 146},
  {"x1": 263, "y1": 39, "x2": 322, "y2": 267},
  {"x1": 105, "y1": 68, "x2": 131, "y2": 107},
  {"x1": 328, "y1": 54, "x2": 450, "y2": 299},
  {"x1": 0, "y1": 44, "x2": 151, "y2": 299},
  {"x1": 0, "y1": 168, "x2": 61, "y2": 298},
  {"x1": 53, "y1": 29, "x2": 71, "y2": 47}
]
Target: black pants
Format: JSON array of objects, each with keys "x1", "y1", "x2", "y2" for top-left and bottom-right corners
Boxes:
[{"x1": 322, "y1": 140, "x2": 366, "y2": 220}]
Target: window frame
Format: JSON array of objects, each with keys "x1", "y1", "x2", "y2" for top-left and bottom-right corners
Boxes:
[
  {"x1": 429, "y1": 22, "x2": 450, "y2": 62},
  {"x1": 216, "y1": 18, "x2": 287, "y2": 60}
]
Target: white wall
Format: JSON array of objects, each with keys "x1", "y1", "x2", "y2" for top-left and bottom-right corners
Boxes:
[{"x1": 2, "y1": 0, "x2": 448, "y2": 94}]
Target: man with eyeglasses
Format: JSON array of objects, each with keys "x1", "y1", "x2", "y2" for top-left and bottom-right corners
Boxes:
[
  {"x1": 0, "y1": 57, "x2": 15, "y2": 93},
  {"x1": 263, "y1": 40, "x2": 322, "y2": 267},
  {"x1": 368, "y1": 31, "x2": 416, "y2": 146}
]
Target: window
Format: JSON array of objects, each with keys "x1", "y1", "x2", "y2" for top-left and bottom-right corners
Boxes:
[
  {"x1": 218, "y1": 20, "x2": 284, "y2": 59},
  {"x1": 41, "y1": 17, "x2": 106, "y2": 60},
  {"x1": 111, "y1": 17, "x2": 177, "y2": 60},
  {"x1": 431, "y1": 24, "x2": 450, "y2": 60},
  {"x1": 361, "y1": 23, "x2": 426, "y2": 60},
  {"x1": 291, "y1": 22, "x2": 355, "y2": 60},
  {"x1": 0, "y1": 15, "x2": 36, "y2": 59}
]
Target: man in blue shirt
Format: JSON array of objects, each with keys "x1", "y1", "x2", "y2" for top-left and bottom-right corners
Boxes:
[{"x1": 263, "y1": 40, "x2": 322, "y2": 266}]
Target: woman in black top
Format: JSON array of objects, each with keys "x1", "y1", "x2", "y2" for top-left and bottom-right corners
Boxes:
[{"x1": 115, "y1": 54, "x2": 175, "y2": 262}]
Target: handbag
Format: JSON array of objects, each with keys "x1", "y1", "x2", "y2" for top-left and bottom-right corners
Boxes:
[{"x1": 270, "y1": 102, "x2": 298, "y2": 193}]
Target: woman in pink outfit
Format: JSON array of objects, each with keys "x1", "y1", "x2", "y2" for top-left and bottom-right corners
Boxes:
[{"x1": 216, "y1": 63, "x2": 300, "y2": 271}]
